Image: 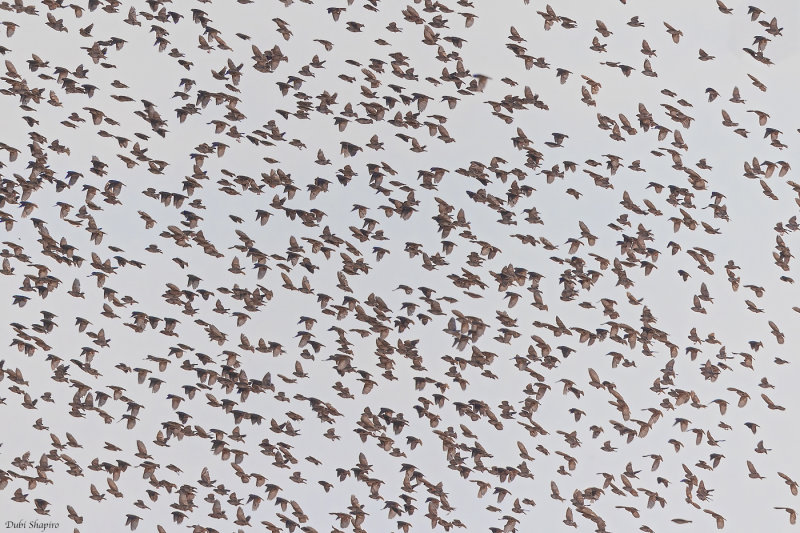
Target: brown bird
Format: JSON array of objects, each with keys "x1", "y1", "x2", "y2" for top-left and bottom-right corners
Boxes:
[
  {"x1": 779, "y1": 472, "x2": 799, "y2": 495},
  {"x1": 747, "y1": 460, "x2": 766, "y2": 479},
  {"x1": 33, "y1": 499, "x2": 50, "y2": 515},
  {"x1": 776, "y1": 507, "x2": 797, "y2": 525},
  {"x1": 664, "y1": 22, "x2": 683, "y2": 43}
]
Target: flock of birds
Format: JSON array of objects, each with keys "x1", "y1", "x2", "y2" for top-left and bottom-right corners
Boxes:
[{"x1": 0, "y1": 0, "x2": 799, "y2": 531}]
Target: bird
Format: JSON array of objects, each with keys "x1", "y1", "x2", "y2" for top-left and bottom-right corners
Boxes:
[
  {"x1": 778, "y1": 472, "x2": 799, "y2": 495},
  {"x1": 747, "y1": 460, "x2": 766, "y2": 479},
  {"x1": 664, "y1": 22, "x2": 684, "y2": 43},
  {"x1": 776, "y1": 507, "x2": 797, "y2": 525},
  {"x1": 33, "y1": 499, "x2": 50, "y2": 515}
]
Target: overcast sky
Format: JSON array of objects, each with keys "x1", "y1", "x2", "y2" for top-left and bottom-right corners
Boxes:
[{"x1": 1, "y1": 0, "x2": 800, "y2": 532}]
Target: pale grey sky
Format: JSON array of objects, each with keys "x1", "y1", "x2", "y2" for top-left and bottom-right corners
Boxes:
[{"x1": 0, "y1": 1, "x2": 799, "y2": 532}]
